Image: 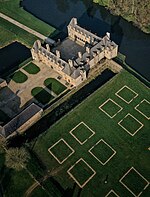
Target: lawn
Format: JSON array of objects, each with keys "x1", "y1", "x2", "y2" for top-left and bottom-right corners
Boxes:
[
  {"x1": 0, "y1": 26, "x2": 16, "y2": 48},
  {"x1": 0, "y1": 0, "x2": 56, "y2": 36},
  {"x1": 30, "y1": 186, "x2": 49, "y2": 197},
  {"x1": 2, "y1": 169, "x2": 35, "y2": 197},
  {"x1": 135, "y1": 99, "x2": 150, "y2": 119},
  {"x1": 0, "y1": 152, "x2": 35, "y2": 197},
  {"x1": 70, "y1": 122, "x2": 95, "y2": 145},
  {"x1": 31, "y1": 87, "x2": 54, "y2": 105},
  {"x1": 0, "y1": 17, "x2": 39, "y2": 48},
  {"x1": 44, "y1": 78, "x2": 66, "y2": 95},
  {"x1": 115, "y1": 85, "x2": 138, "y2": 103},
  {"x1": 120, "y1": 167, "x2": 149, "y2": 196},
  {"x1": 23, "y1": 63, "x2": 40, "y2": 74},
  {"x1": 31, "y1": 70, "x2": 150, "y2": 196},
  {"x1": 0, "y1": 0, "x2": 58, "y2": 48},
  {"x1": 11, "y1": 70, "x2": 28, "y2": 83}
]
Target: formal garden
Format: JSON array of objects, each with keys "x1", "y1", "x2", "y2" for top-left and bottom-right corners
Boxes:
[{"x1": 30, "y1": 70, "x2": 150, "y2": 196}]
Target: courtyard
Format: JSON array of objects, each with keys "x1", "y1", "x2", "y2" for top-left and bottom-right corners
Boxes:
[{"x1": 6, "y1": 60, "x2": 67, "y2": 108}]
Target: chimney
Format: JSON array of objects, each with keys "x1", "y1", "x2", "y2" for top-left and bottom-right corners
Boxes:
[
  {"x1": 56, "y1": 50, "x2": 60, "y2": 58},
  {"x1": 86, "y1": 57, "x2": 90, "y2": 63},
  {"x1": 37, "y1": 40, "x2": 41, "y2": 48},
  {"x1": 46, "y1": 44, "x2": 50, "y2": 51},
  {"x1": 93, "y1": 51, "x2": 97, "y2": 57},
  {"x1": 78, "y1": 52, "x2": 82, "y2": 59},
  {"x1": 86, "y1": 46, "x2": 90, "y2": 54},
  {"x1": 106, "y1": 32, "x2": 110, "y2": 40},
  {"x1": 68, "y1": 59, "x2": 74, "y2": 67}
]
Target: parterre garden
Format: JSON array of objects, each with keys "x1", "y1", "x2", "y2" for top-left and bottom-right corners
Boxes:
[
  {"x1": 23, "y1": 63, "x2": 40, "y2": 74},
  {"x1": 44, "y1": 78, "x2": 66, "y2": 95},
  {"x1": 31, "y1": 70, "x2": 150, "y2": 197},
  {"x1": 10, "y1": 61, "x2": 66, "y2": 105}
]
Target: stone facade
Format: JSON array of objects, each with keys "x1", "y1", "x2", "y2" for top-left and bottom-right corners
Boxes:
[{"x1": 31, "y1": 18, "x2": 118, "y2": 86}]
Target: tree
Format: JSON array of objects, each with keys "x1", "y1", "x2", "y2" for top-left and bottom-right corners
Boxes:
[
  {"x1": 0, "y1": 137, "x2": 7, "y2": 153},
  {"x1": 93, "y1": 0, "x2": 150, "y2": 33},
  {"x1": 5, "y1": 147, "x2": 30, "y2": 171}
]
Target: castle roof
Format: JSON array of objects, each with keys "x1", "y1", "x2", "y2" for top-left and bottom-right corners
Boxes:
[{"x1": 0, "y1": 103, "x2": 42, "y2": 138}]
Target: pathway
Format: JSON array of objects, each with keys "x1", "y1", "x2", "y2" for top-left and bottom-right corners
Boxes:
[{"x1": 0, "y1": 12, "x2": 55, "y2": 45}]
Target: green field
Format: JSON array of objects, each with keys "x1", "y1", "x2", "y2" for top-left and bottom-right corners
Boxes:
[
  {"x1": 89, "y1": 139, "x2": 116, "y2": 165},
  {"x1": 0, "y1": 0, "x2": 57, "y2": 48},
  {"x1": 99, "y1": 99, "x2": 122, "y2": 118},
  {"x1": 44, "y1": 78, "x2": 66, "y2": 95},
  {"x1": 23, "y1": 63, "x2": 40, "y2": 74},
  {"x1": 31, "y1": 87, "x2": 54, "y2": 105},
  {"x1": 48, "y1": 139, "x2": 74, "y2": 164},
  {"x1": 135, "y1": 99, "x2": 150, "y2": 119},
  {"x1": 31, "y1": 70, "x2": 150, "y2": 196},
  {"x1": 119, "y1": 114, "x2": 143, "y2": 136},
  {"x1": 67, "y1": 158, "x2": 96, "y2": 188},
  {"x1": 70, "y1": 122, "x2": 95, "y2": 144},
  {"x1": 115, "y1": 85, "x2": 138, "y2": 103},
  {"x1": 0, "y1": 18, "x2": 39, "y2": 48},
  {"x1": 30, "y1": 186, "x2": 49, "y2": 197},
  {"x1": 120, "y1": 167, "x2": 149, "y2": 196},
  {"x1": 0, "y1": 0, "x2": 56, "y2": 35},
  {"x1": 11, "y1": 70, "x2": 28, "y2": 83}
]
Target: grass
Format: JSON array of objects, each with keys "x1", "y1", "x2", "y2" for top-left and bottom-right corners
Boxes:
[
  {"x1": 119, "y1": 114, "x2": 143, "y2": 135},
  {"x1": 0, "y1": 0, "x2": 58, "y2": 48},
  {"x1": 44, "y1": 78, "x2": 66, "y2": 95},
  {"x1": 30, "y1": 186, "x2": 49, "y2": 197},
  {"x1": 2, "y1": 168, "x2": 35, "y2": 197},
  {"x1": 0, "y1": 26, "x2": 16, "y2": 48},
  {"x1": 100, "y1": 99, "x2": 122, "y2": 117},
  {"x1": 116, "y1": 86, "x2": 137, "y2": 103},
  {"x1": 70, "y1": 122, "x2": 94, "y2": 144},
  {"x1": 23, "y1": 63, "x2": 40, "y2": 74},
  {"x1": 48, "y1": 139, "x2": 74, "y2": 164},
  {"x1": 31, "y1": 70, "x2": 150, "y2": 196},
  {"x1": 31, "y1": 87, "x2": 54, "y2": 105},
  {"x1": 11, "y1": 70, "x2": 28, "y2": 83},
  {"x1": 0, "y1": 17, "x2": 39, "y2": 48},
  {"x1": 90, "y1": 140, "x2": 115, "y2": 164},
  {"x1": 136, "y1": 100, "x2": 150, "y2": 119},
  {"x1": 0, "y1": 0, "x2": 56, "y2": 36},
  {"x1": 121, "y1": 168, "x2": 148, "y2": 196},
  {"x1": 68, "y1": 159, "x2": 95, "y2": 187}
]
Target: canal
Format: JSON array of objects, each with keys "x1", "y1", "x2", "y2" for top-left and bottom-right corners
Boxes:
[
  {"x1": 22, "y1": 0, "x2": 150, "y2": 81},
  {"x1": 0, "y1": 42, "x2": 30, "y2": 76},
  {"x1": 9, "y1": 69, "x2": 115, "y2": 146}
]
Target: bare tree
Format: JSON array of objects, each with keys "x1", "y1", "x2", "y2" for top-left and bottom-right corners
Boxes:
[{"x1": 5, "y1": 147, "x2": 30, "y2": 171}]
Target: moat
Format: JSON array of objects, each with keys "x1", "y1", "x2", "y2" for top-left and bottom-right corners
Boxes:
[
  {"x1": 0, "y1": 42, "x2": 30, "y2": 76},
  {"x1": 22, "y1": 0, "x2": 150, "y2": 81}
]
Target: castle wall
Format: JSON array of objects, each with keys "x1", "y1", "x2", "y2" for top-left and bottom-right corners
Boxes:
[{"x1": 16, "y1": 110, "x2": 43, "y2": 134}]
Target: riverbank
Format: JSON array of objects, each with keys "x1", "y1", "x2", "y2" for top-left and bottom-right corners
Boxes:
[
  {"x1": 93, "y1": 0, "x2": 150, "y2": 34},
  {"x1": 0, "y1": 17, "x2": 39, "y2": 48},
  {"x1": 0, "y1": 0, "x2": 58, "y2": 48}
]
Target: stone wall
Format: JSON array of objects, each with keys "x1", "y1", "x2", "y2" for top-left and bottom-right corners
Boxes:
[{"x1": 31, "y1": 18, "x2": 119, "y2": 87}]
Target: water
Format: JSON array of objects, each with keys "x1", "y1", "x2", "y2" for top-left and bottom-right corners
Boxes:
[
  {"x1": 22, "y1": 0, "x2": 150, "y2": 81},
  {"x1": 0, "y1": 42, "x2": 31, "y2": 76},
  {"x1": 9, "y1": 69, "x2": 115, "y2": 146}
]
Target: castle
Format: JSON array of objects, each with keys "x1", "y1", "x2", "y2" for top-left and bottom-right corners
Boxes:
[{"x1": 31, "y1": 18, "x2": 118, "y2": 86}]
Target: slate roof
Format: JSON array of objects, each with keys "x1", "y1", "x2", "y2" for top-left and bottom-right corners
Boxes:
[{"x1": 0, "y1": 103, "x2": 42, "y2": 138}]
